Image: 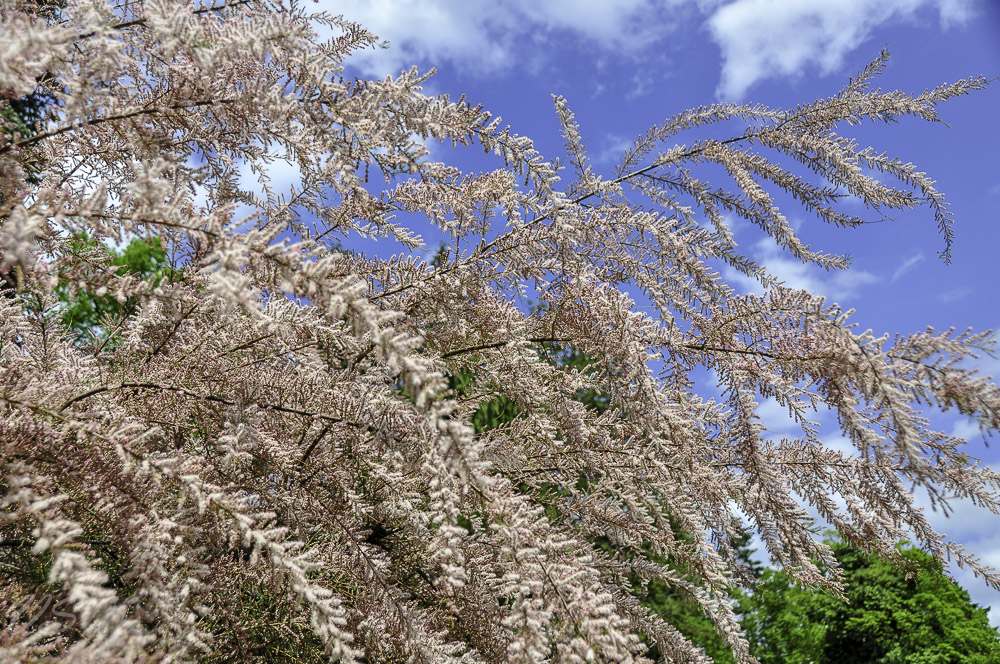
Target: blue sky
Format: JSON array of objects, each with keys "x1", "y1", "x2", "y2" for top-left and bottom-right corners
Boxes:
[{"x1": 316, "y1": 0, "x2": 1000, "y2": 621}]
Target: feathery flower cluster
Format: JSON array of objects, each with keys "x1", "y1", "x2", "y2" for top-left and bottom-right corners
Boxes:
[{"x1": 1, "y1": 1, "x2": 997, "y2": 662}]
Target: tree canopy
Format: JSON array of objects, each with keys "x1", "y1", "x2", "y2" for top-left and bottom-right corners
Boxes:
[
  {"x1": 1, "y1": 0, "x2": 999, "y2": 662},
  {"x1": 739, "y1": 538, "x2": 1000, "y2": 664}
]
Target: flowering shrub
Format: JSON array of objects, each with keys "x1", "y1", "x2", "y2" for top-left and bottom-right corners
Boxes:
[{"x1": 1, "y1": 1, "x2": 998, "y2": 662}]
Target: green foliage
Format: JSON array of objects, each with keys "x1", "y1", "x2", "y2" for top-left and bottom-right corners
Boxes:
[
  {"x1": 198, "y1": 569, "x2": 328, "y2": 664},
  {"x1": 738, "y1": 537, "x2": 1000, "y2": 664},
  {"x1": 642, "y1": 573, "x2": 738, "y2": 663},
  {"x1": 1, "y1": 104, "x2": 33, "y2": 138},
  {"x1": 640, "y1": 529, "x2": 766, "y2": 664},
  {"x1": 55, "y1": 234, "x2": 169, "y2": 342},
  {"x1": 535, "y1": 341, "x2": 613, "y2": 415},
  {"x1": 470, "y1": 393, "x2": 522, "y2": 436},
  {"x1": 1, "y1": 94, "x2": 48, "y2": 185}
]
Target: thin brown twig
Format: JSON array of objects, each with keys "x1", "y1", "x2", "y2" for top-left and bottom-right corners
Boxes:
[
  {"x1": 1, "y1": 100, "x2": 235, "y2": 156},
  {"x1": 57, "y1": 382, "x2": 376, "y2": 434}
]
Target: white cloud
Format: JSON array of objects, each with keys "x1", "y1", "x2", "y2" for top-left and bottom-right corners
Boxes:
[
  {"x1": 753, "y1": 397, "x2": 793, "y2": 436},
  {"x1": 938, "y1": 286, "x2": 972, "y2": 303},
  {"x1": 321, "y1": 0, "x2": 980, "y2": 106},
  {"x1": 725, "y1": 236, "x2": 880, "y2": 304},
  {"x1": 238, "y1": 157, "x2": 302, "y2": 202},
  {"x1": 594, "y1": 134, "x2": 634, "y2": 165},
  {"x1": 821, "y1": 433, "x2": 856, "y2": 457},
  {"x1": 891, "y1": 251, "x2": 925, "y2": 281},
  {"x1": 330, "y1": 0, "x2": 682, "y2": 79},
  {"x1": 950, "y1": 416, "x2": 986, "y2": 442},
  {"x1": 936, "y1": 0, "x2": 980, "y2": 25},
  {"x1": 705, "y1": 0, "x2": 979, "y2": 99}
]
